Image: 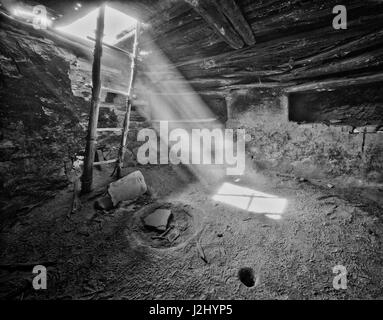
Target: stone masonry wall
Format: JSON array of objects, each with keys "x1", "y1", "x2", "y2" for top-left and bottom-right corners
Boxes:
[
  {"x1": 0, "y1": 19, "x2": 90, "y2": 215},
  {"x1": 226, "y1": 88, "x2": 383, "y2": 184}
]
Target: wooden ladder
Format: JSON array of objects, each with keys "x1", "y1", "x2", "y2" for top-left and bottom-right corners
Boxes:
[{"x1": 81, "y1": 4, "x2": 141, "y2": 193}]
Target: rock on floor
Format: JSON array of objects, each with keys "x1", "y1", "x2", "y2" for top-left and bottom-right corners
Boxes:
[
  {"x1": 143, "y1": 209, "x2": 172, "y2": 232},
  {"x1": 108, "y1": 170, "x2": 147, "y2": 206}
]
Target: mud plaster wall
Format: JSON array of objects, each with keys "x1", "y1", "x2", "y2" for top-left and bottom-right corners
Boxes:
[{"x1": 225, "y1": 88, "x2": 383, "y2": 183}]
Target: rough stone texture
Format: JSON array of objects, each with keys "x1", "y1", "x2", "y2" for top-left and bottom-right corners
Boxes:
[
  {"x1": 0, "y1": 16, "x2": 145, "y2": 215},
  {"x1": 0, "y1": 19, "x2": 90, "y2": 214},
  {"x1": 143, "y1": 208, "x2": 172, "y2": 232},
  {"x1": 1, "y1": 0, "x2": 382, "y2": 215},
  {"x1": 226, "y1": 88, "x2": 383, "y2": 183},
  {"x1": 95, "y1": 195, "x2": 114, "y2": 211},
  {"x1": 108, "y1": 170, "x2": 147, "y2": 206}
]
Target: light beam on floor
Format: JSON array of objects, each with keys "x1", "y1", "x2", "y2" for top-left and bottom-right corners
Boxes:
[{"x1": 212, "y1": 182, "x2": 287, "y2": 219}]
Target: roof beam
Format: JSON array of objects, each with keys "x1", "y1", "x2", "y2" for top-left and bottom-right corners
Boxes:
[
  {"x1": 184, "y1": 0, "x2": 246, "y2": 49},
  {"x1": 217, "y1": 0, "x2": 255, "y2": 46}
]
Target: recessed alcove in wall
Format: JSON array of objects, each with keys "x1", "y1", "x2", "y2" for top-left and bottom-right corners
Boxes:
[
  {"x1": 286, "y1": 80, "x2": 383, "y2": 127},
  {"x1": 105, "y1": 92, "x2": 117, "y2": 103}
]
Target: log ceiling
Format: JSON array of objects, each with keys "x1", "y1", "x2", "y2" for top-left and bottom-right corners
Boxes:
[
  {"x1": 184, "y1": 0, "x2": 255, "y2": 49},
  {"x1": 135, "y1": 0, "x2": 383, "y2": 96},
  {"x1": 34, "y1": 0, "x2": 383, "y2": 95}
]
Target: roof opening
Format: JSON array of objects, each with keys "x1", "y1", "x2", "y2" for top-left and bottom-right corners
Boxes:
[{"x1": 56, "y1": 5, "x2": 137, "y2": 45}]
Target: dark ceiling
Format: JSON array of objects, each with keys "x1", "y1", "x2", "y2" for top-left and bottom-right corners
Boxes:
[{"x1": 3, "y1": 0, "x2": 382, "y2": 95}]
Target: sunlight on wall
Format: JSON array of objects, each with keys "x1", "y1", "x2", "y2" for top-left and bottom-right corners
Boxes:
[
  {"x1": 212, "y1": 183, "x2": 287, "y2": 219},
  {"x1": 56, "y1": 5, "x2": 136, "y2": 44}
]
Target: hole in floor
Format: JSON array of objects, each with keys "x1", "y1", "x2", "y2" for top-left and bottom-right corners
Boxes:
[{"x1": 238, "y1": 267, "x2": 255, "y2": 287}]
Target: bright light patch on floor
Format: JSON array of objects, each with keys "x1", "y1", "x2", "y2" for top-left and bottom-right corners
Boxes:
[
  {"x1": 212, "y1": 183, "x2": 287, "y2": 217},
  {"x1": 265, "y1": 214, "x2": 283, "y2": 220},
  {"x1": 56, "y1": 6, "x2": 136, "y2": 44}
]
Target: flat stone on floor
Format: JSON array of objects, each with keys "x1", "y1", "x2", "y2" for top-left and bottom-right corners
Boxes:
[
  {"x1": 95, "y1": 195, "x2": 114, "y2": 210},
  {"x1": 143, "y1": 209, "x2": 172, "y2": 232}
]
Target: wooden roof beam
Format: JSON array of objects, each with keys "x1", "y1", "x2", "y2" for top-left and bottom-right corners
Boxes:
[
  {"x1": 217, "y1": 0, "x2": 255, "y2": 46},
  {"x1": 184, "y1": 0, "x2": 245, "y2": 49}
]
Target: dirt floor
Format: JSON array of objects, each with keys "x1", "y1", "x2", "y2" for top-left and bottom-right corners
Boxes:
[{"x1": 0, "y1": 164, "x2": 382, "y2": 300}]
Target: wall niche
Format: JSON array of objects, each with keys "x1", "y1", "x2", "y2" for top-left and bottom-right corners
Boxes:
[{"x1": 287, "y1": 81, "x2": 383, "y2": 128}]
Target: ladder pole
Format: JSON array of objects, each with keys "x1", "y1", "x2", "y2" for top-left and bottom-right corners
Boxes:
[
  {"x1": 115, "y1": 21, "x2": 141, "y2": 178},
  {"x1": 81, "y1": 4, "x2": 105, "y2": 193}
]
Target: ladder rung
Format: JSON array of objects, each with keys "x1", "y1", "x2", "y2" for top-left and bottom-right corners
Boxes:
[
  {"x1": 93, "y1": 159, "x2": 117, "y2": 166},
  {"x1": 97, "y1": 128, "x2": 123, "y2": 132}
]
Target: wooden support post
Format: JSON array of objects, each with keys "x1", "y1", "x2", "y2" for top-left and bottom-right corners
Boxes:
[
  {"x1": 81, "y1": 4, "x2": 105, "y2": 193},
  {"x1": 114, "y1": 22, "x2": 141, "y2": 179}
]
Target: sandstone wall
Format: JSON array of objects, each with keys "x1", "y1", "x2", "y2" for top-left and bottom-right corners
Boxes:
[
  {"x1": 226, "y1": 88, "x2": 383, "y2": 183},
  {"x1": 0, "y1": 19, "x2": 91, "y2": 213}
]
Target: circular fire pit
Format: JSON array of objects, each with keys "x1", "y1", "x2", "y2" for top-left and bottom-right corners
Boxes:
[{"x1": 127, "y1": 201, "x2": 199, "y2": 250}]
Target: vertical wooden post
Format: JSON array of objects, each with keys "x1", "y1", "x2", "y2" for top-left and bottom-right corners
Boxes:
[
  {"x1": 81, "y1": 4, "x2": 105, "y2": 193},
  {"x1": 115, "y1": 22, "x2": 141, "y2": 178}
]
